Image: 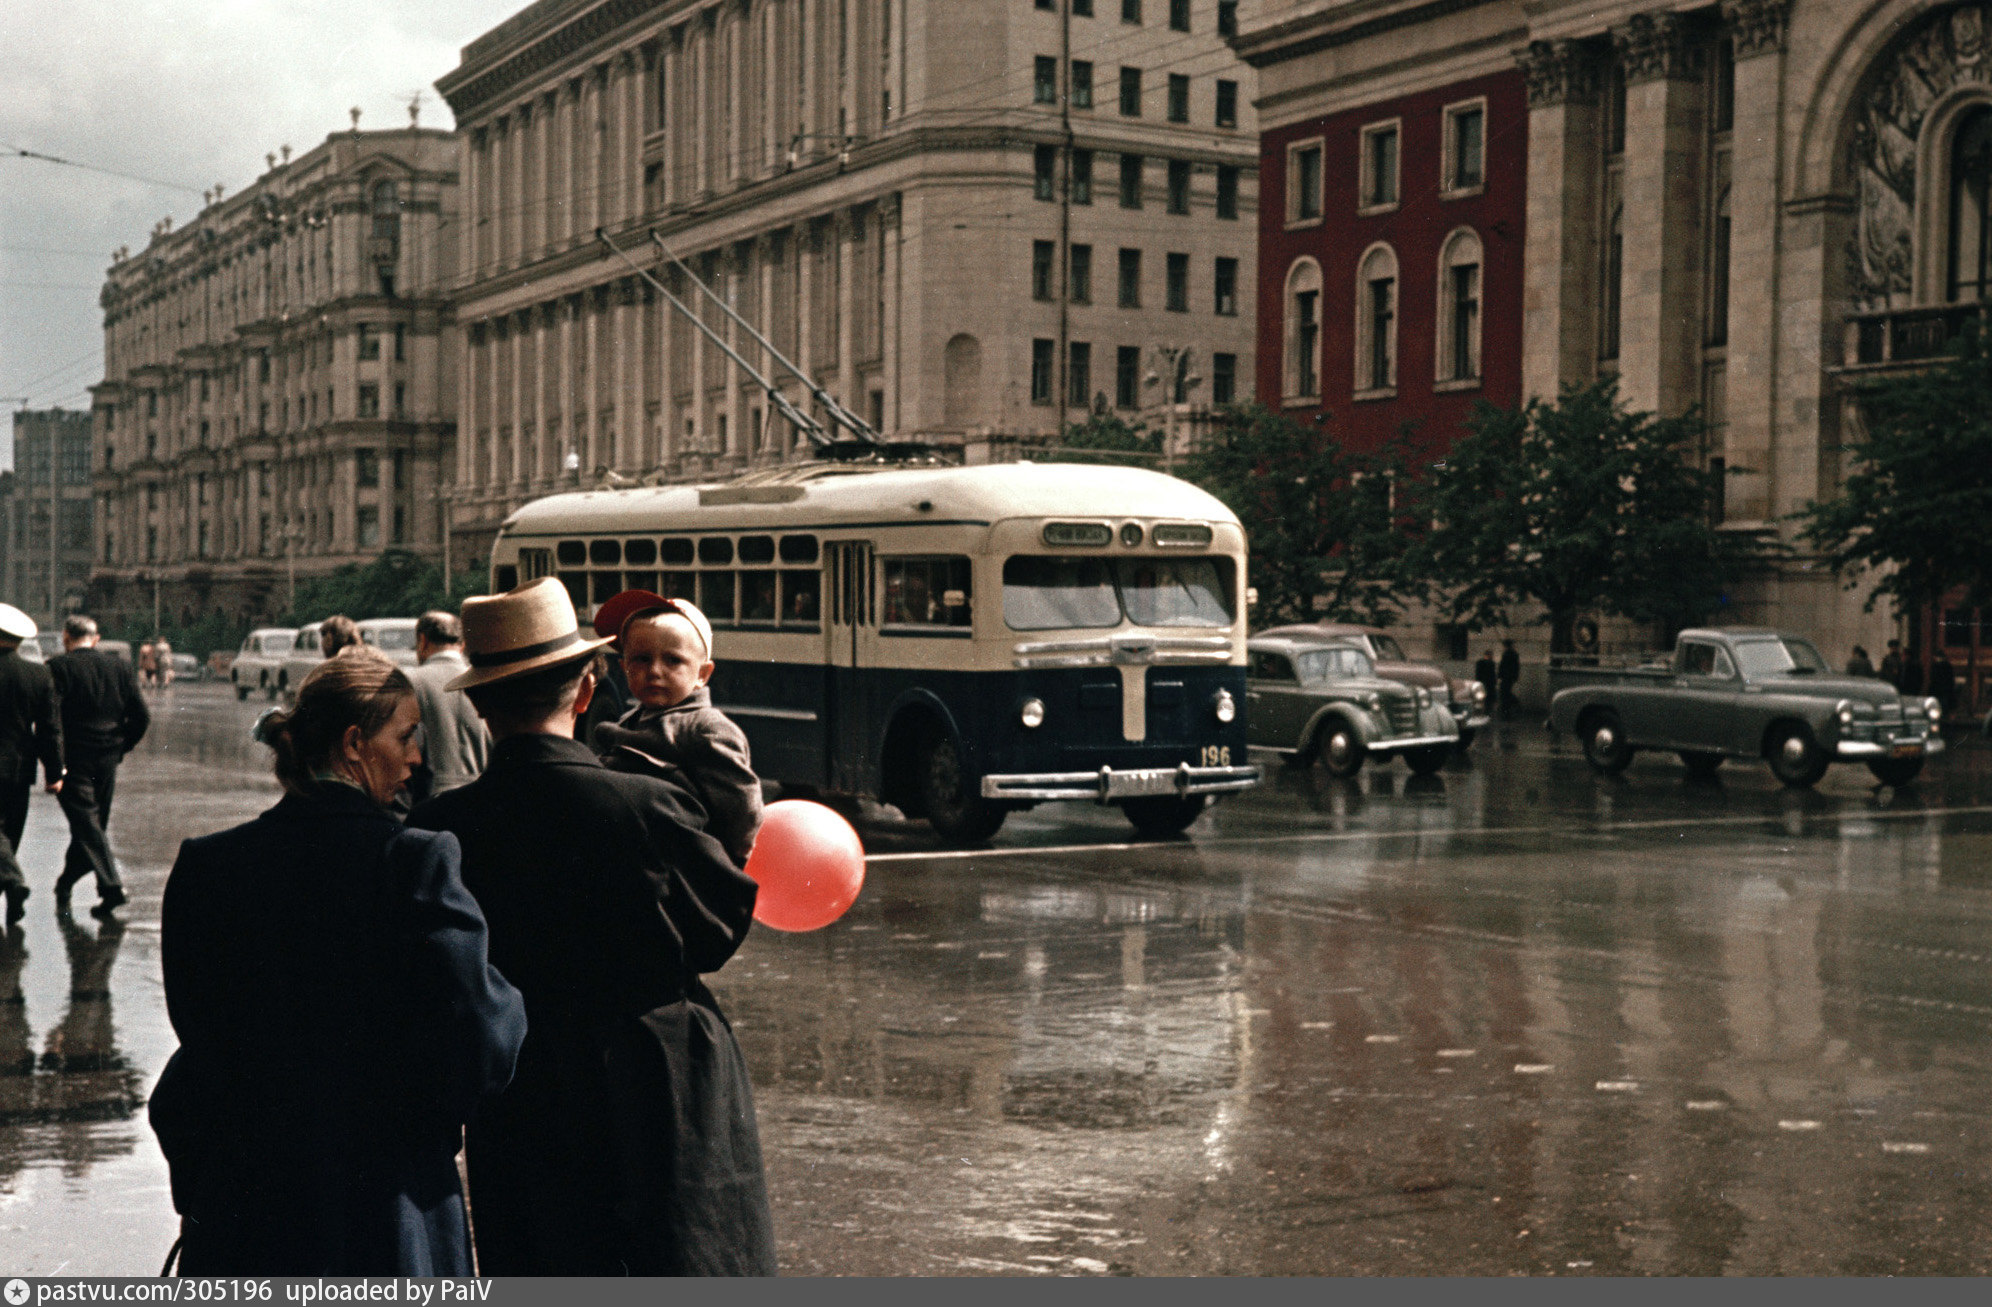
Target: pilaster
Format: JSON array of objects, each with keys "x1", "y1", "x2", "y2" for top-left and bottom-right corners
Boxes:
[{"x1": 1516, "y1": 39, "x2": 1604, "y2": 401}]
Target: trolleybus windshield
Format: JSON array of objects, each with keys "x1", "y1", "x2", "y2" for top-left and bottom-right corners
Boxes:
[{"x1": 1002, "y1": 555, "x2": 1235, "y2": 631}]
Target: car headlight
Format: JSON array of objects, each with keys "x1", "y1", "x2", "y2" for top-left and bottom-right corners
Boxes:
[
  {"x1": 1472, "y1": 682, "x2": 1487, "y2": 705},
  {"x1": 1366, "y1": 693, "x2": 1382, "y2": 712},
  {"x1": 1836, "y1": 699, "x2": 1854, "y2": 727},
  {"x1": 1925, "y1": 696, "x2": 1943, "y2": 724},
  {"x1": 1212, "y1": 688, "x2": 1236, "y2": 724},
  {"x1": 1020, "y1": 698, "x2": 1045, "y2": 729}
]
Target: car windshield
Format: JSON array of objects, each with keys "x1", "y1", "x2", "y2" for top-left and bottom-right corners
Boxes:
[
  {"x1": 1295, "y1": 646, "x2": 1373, "y2": 681},
  {"x1": 1369, "y1": 634, "x2": 1407, "y2": 661},
  {"x1": 260, "y1": 633, "x2": 295, "y2": 655},
  {"x1": 1004, "y1": 556, "x2": 1234, "y2": 631},
  {"x1": 366, "y1": 627, "x2": 417, "y2": 651},
  {"x1": 1732, "y1": 637, "x2": 1829, "y2": 677}
]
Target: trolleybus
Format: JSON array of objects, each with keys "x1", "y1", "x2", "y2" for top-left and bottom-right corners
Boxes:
[{"x1": 489, "y1": 458, "x2": 1259, "y2": 842}]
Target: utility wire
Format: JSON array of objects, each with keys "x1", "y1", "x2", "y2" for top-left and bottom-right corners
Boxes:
[{"x1": 5, "y1": 147, "x2": 203, "y2": 196}]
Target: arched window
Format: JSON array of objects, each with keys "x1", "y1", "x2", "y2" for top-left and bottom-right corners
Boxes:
[
  {"x1": 1283, "y1": 258, "x2": 1323, "y2": 400},
  {"x1": 371, "y1": 180, "x2": 400, "y2": 243},
  {"x1": 1355, "y1": 244, "x2": 1398, "y2": 395},
  {"x1": 1950, "y1": 105, "x2": 1992, "y2": 302},
  {"x1": 1436, "y1": 229, "x2": 1483, "y2": 385}
]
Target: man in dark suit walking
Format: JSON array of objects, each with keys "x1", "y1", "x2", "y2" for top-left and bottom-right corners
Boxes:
[
  {"x1": 48, "y1": 615, "x2": 148, "y2": 919},
  {"x1": 0, "y1": 604, "x2": 63, "y2": 925},
  {"x1": 408, "y1": 578, "x2": 774, "y2": 1275}
]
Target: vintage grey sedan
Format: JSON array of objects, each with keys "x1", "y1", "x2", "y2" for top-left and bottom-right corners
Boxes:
[
  {"x1": 1246, "y1": 636, "x2": 1461, "y2": 777},
  {"x1": 1549, "y1": 627, "x2": 1945, "y2": 787}
]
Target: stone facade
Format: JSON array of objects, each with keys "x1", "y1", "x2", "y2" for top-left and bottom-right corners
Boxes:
[
  {"x1": 1239, "y1": 0, "x2": 1992, "y2": 685},
  {"x1": 90, "y1": 127, "x2": 458, "y2": 629},
  {"x1": 2, "y1": 410, "x2": 94, "y2": 627},
  {"x1": 437, "y1": 0, "x2": 1262, "y2": 563}
]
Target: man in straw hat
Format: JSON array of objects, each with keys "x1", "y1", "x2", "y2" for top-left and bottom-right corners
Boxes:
[
  {"x1": 407, "y1": 577, "x2": 774, "y2": 1275},
  {"x1": 0, "y1": 605, "x2": 62, "y2": 925}
]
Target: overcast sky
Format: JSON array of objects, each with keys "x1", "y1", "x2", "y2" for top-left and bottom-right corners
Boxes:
[{"x1": 0, "y1": 0, "x2": 527, "y2": 464}]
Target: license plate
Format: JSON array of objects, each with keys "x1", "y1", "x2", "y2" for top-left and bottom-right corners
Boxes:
[{"x1": 1892, "y1": 742, "x2": 1923, "y2": 759}]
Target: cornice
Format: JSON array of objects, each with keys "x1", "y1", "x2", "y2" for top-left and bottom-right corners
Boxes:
[{"x1": 1233, "y1": 0, "x2": 1501, "y2": 69}]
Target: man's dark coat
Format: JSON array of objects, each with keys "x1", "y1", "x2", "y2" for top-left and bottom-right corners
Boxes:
[
  {"x1": 0, "y1": 648, "x2": 62, "y2": 789},
  {"x1": 149, "y1": 784, "x2": 526, "y2": 1276},
  {"x1": 408, "y1": 733, "x2": 775, "y2": 1276}
]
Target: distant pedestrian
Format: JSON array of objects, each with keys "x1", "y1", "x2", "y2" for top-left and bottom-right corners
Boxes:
[
  {"x1": 319, "y1": 614, "x2": 360, "y2": 660},
  {"x1": 1846, "y1": 645, "x2": 1875, "y2": 678},
  {"x1": 1473, "y1": 649, "x2": 1498, "y2": 704},
  {"x1": 0, "y1": 605, "x2": 63, "y2": 926},
  {"x1": 1879, "y1": 639, "x2": 1904, "y2": 690},
  {"x1": 405, "y1": 610, "x2": 489, "y2": 806},
  {"x1": 48, "y1": 616, "x2": 148, "y2": 920},
  {"x1": 1901, "y1": 655, "x2": 1926, "y2": 696},
  {"x1": 137, "y1": 641, "x2": 158, "y2": 690},
  {"x1": 1930, "y1": 650, "x2": 1956, "y2": 714},
  {"x1": 1497, "y1": 640, "x2": 1521, "y2": 714},
  {"x1": 150, "y1": 650, "x2": 524, "y2": 1275},
  {"x1": 155, "y1": 638, "x2": 174, "y2": 689}
]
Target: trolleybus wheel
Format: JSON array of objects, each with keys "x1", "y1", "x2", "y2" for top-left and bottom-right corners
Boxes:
[
  {"x1": 1123, "y1": 794, "x2": 1207, "y2": 839},
  {"x1": 234, "y1": 681, "x2": 250, "y2": 701},
  {"x1": 919, "y1": 735, "x2": 1005, "y2": 844}
]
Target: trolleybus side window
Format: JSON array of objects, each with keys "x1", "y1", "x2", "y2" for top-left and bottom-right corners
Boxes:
[
  {"x1": 622, "y1": 538, "x2": 659, "y2": 593},
  {"x1": 882, "y1": 557, "x2": 972, "y2": 629}
]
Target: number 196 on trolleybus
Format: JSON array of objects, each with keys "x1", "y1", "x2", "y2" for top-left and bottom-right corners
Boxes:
[{"x1": 489, "y1": 458, "x2": 1259, "y2": 842}]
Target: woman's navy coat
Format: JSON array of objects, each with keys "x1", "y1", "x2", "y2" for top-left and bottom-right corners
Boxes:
[{"x1": 149, "y1": 784, "x2": 526, "y2": 1276}]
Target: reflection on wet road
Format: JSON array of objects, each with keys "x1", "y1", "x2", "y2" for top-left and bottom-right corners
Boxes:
[{"x1": 3, "y1": 684, "x2": 1992, "y2": 1274}]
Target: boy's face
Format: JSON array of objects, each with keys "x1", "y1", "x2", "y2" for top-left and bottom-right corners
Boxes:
[{"x1": 623, "y1": 612, "x2": 713, "y2": 709}]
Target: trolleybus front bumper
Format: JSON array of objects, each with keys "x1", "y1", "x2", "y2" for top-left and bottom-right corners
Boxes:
[{"x1": 981, "y1": 763, "x2": 1262, "y2": 803}]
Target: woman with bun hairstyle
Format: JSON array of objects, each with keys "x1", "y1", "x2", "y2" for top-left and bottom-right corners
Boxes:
[{"x1": 149, "y1": 649, "x2": 525, "y2": 1275}]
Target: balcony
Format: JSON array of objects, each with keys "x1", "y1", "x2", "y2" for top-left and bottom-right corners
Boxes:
[{"x1": 1843, "y1": 302, "x2": 1988, "y2": 371}]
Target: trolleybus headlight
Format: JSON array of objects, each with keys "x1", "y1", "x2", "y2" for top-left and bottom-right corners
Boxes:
[
  {"x1": 1836, "y1": 699, "x2": 1854, "y2": 727},
  {"x1": 1213, "y1": 689, "x2": 1236, "y2": 724},
  {"x1": 1020, "y1": 698, "x2": 1046, "y2": 729},
  {"x1": 1925, "y1": 696, "x2": 1944, "y2": 724}
]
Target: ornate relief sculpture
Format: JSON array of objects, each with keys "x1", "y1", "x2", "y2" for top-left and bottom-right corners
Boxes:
[{"x1": 1516, "y1": 39, "x2": 1603, "y2": 108}]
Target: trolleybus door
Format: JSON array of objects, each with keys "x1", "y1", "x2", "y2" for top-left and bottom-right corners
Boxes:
[{"x1": 825, "y1": 541, "x2": 880, "y2": 793}]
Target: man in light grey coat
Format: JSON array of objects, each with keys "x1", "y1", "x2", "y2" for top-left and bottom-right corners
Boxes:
[{"x1": 408, "y1": 610, "x2": 490, "y2": 804}]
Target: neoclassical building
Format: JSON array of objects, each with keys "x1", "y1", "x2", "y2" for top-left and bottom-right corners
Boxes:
[
  {"x1": 1238, "y1": 0, "x2": 1992, "y2": 675},
  {"x1": 90, "y1": 125, "x2": 458, "y2": 627},
  {"x1": 437, "y1": 0, "x2": 1261, "y2": 561}
]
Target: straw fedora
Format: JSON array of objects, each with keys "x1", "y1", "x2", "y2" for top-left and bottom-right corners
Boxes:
[
  {"x1": 445, "y1": 577, "x2": 614, "y2": 691},
  {"x1": 0, "y1": 605, "x2": 36, "y2": 644}
]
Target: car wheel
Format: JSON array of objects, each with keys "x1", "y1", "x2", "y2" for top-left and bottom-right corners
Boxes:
[
  {"x1": 234, "y1": 680, "x2": 249, "y2": 701},
  {"x1": 1123, "y1": 795, "x2": 1208, "y2": 839},
  {"x1": 919, "y1": 734, "x2": 1005, "y2": 844},
  {"x1": 1316, "y1": 721, "x2": 1365, "y2": 778},
  {"x1": 265, "y1": 677, "x2": 279, "y2": 702},
  {"x1": 1866, "y1": 755, "x2": 1925, "y2": 787},
  {"x1": 1767, "y1": 725, "x2": 1830, "y2": 788},
  {"x1": 1581, "y1": 710, "x2": 1635, "y2": 775},
  {"x1": 1679, "y1": 751, "x2": 1723, "y2": 778},
  {"x1": 1405, "y1": 745, "x2": 1450, "y2": 777}
]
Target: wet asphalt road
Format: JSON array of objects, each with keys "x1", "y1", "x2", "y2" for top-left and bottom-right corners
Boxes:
[{"x1": 3, "y1": 682, "x2": 1992, "y2": 1275}]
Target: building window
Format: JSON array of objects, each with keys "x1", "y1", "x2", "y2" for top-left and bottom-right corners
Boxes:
[
  {"x1": 1073, "y1": 0, "x2": 1092, "y2": 14},
  {"x1": 358, "y1": 505, "x2": 381, "y2": 549},
  {"x1": 1035, "y1": 56, "x2": 1058, "y2": 105},
  {"x1": 1123, "y1": 0, "x2": 1141, "y2": 20},
  {"x1": 1212, "y1": 352, "x2": 1236, "y2": 404},
  {"x1": 1169, "y1": 0, "x2": 1189, "y2": 31},
  {"x1": 1360, "y1": 120, "x2": 1400, "y2": 210},
  {"x1": 1071, "y1": 60, "x2": 1094, "y2": 109},
  {"x1": 1168, "y1": 74, "x2": 1190, "y2": 123},
  {"x1": 1035, "y1": 144, "x2": 1057, "y2": 200},
  {"x1": 1437, "y1": 229, "x2": 1483, "y2": 385},
  {"x1": 1070, "y1": 243, "x2": 1093, "y2": 303},
  {"x1": 1287, "y1": 139, "x2": 1323, "y2": 225},
  {"x1": 1949, "y1": 105, "x2": 1992, "y2": 301},
  {"x1": 1118, "y1": 248, "x2": 1142, "y2": 306},
  {"x1": 358, "y1": 383, "x2": 380, "y2": 418},
  {"x1": 1216, "y1": 80, "x2": 1238, "y2": 129},
  {"x1": 1166, "y1": 159, "x2": 1192, "y2": 214},
  {"x1": 1217, "y1": 0, "x2": 1237, "y2": 36},
  {"x1": 1442, "y1": 100, "x2": 1486, "y2": 195},
  {"x1": 1214, "y1": 257, "x2": 1238, "y2": 315},
  {"x1": 1357, "y1": 243, "x2": 1399, "y2": 395},
  {"x1": 1032, "y1": 338, "x2": 1056, "y2": 405},
  {"x1": 371, "y1": 180, "x2": 400, "y2": 243},
  {"x1": 1165, "y1": 252, "x2": 1189, "y2": 311},
  {"x1": 147, "y1": 393, "x2": 158, "y2": 417},
  {"x1": 1216, "y1": 165, "x2": 1239, "y2": 220},
  {"x1": 1120, "y1": 153, "x2": 1143, "y2": 208},
  {"x1": 358, "y1": 324, "x2": 380, "y2": 360},
  {"x1": 1120, "y1": 67, "x2": 1142, "y2": 116},
  {"x1": 1033, "y1": 239, "x2": 1056, "y2": 300},
  {"x1": 1072, "y1": 148, "x2": 1094, "y2": 204},
  {"x1": 1284, "y1": 258, "x2": 1322, "y2": 401},
  {"x1": 1600, "y1": 206, "x2": 1624, "y2": 361},
  {"x1": 1036, "y1": 0, "x2": 1054, "y2": 8},
  {"x1": 394, "y1": 323, "x2": 407, "y2": 361},
  {"x1": 1069, "y1": 342, "x2": 1093, "y2": 408},
  {"x1": 1117, "y1": 345, "x2": 1141, "y2": 408},
  {"x1": 393, "y1": 382, "x2": 406, "y2": 417},
  {"x1": 358, "y1": 448, "x2": 380, "y2": 488}
]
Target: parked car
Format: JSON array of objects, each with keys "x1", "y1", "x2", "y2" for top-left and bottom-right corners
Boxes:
[
  {"x1": 169, "y1": 652, "x2": 203, "y2": 682},
  {"x1": 97, "y1": 639, "x2": 132, "y2": 664},
  {"x1": 1549, "y1": 627, "x2": 1945, "y2": 787},
  {"x1": 356, "y1": 617, "x2": 420, "y2": 668},
  {"x1": 31, "y1": 632, "x2": 60, "y2": 662},
  {"x1": 1255, "y1": 622, "x2": 1490, "y2": 746},
  {"x1": 275, "y1": 624, "x2": 326, "y2": 701},
  {"x1": 206, "y1": 650, "x2": 235, "y2": 679},
  {"x1": 1246, "y1": 635, "x2": 1460, "y2": 778},
  {"x1": 230, "y1": 627, "x2": 298, "y2": 701}
]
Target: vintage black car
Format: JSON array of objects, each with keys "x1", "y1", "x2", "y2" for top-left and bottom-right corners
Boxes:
[{"x1": 1246, "y1": 636, "x2": 1461, "y2": 777}]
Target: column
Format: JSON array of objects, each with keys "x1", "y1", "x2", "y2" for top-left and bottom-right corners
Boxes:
[
  {"x1": 583, "y1": 291, "x2": 602, "y2": 473},
  {"x1": 796, "y1": 225, "x2": 816, "y2": 429},
  {"x1": 560, "y1": 298, "x2": 577, "y2": 478},
  {"x1": 662, "y1": 30, "x2": 682, "y2": 207},
  {"x1": 563, "y1": 81, "x2": 582, "y2": 245},
  {"x1": 880, "y1": 193, "x2": 900, "y2": 435},
  {"x1": 1515, "y1": 40, "x2": 1603, "y2": 402},
  {"x1": 510, "y1": 312, "x2": 526, "y2": 491},
  {"x1": 728, "y1": 0, "x2": 747, "y2": 188},
  {"x1": 533, "y1": 305, "x2": 550, "y2": 489},
  {"x1": 841, "y1": 0, "x2": 858, "y2": 139},
  {"x1": 764, "y1": 0, "x2": 782, "y2": 174},
  {"x1": 724, "y1": 249, "x2": 745, "y2": 458},
  {"x1": 494, "y1": 116, "x2": 511, "y2": 270},
  {"x1": 757, "y1": 233, "x2": 778, "y2": 451},
  {"x1": 1612, "y1": 11, "x2": 1705, "y2": 417},
  {"x1": 801, "y1": 0, "x2": 820, "y2": 149},
  {"x1": 464, "y1": 129, "x2": 484, "y2": 281},
  {"x1": 835, "y1": 208, "x2": 857, "y2": 408},
  {"x1": 485, "y1": 323, "x2": 503, "y2": 496},
  {"x1": 1720, "y1": 0, "x2": 1790, "y2": 524},
  {"x1": 619, "y1": 279, "x2": 639, "y2": 471}
]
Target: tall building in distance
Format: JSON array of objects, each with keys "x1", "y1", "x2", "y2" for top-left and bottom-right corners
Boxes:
[
  {"x1": 89, "y1": 122, "x2": 459, "y2": 629},
  {"x1": 437, "y1": 0, "x2": 1260, "y2": 562},
  {"x1": 3, "y1": 409, "x2": 95, "y2": 627}
]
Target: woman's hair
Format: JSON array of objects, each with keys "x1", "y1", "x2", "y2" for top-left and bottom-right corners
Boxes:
[
  {"x1": 254, "y1": 647, "x2": 412, "y2": 793},
  {"x1": 320, "y1": 614, "x2": 360, "y2": 658}
]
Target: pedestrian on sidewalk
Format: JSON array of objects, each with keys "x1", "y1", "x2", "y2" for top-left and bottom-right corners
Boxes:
[
  {"x1": 1474, "y1": 649, "x2": 1498, "y2": 706},
  {"x1": 47, "y1": 616, "x2": 147, "y2": 920},
  {"x1": 409, "y1": 578, "x2": 776, "y2": 1276},
  {"x1": 0, "y1": 605, "x2": 63, "y2": 925},
  {"x1": 404, "y1": 610, "x2": 489, "y2": 806},
  {"x1": 1846, "y1": 645, "x2": 1875, "y2": 677},
  {"x1": 149, "y1": 651, "x2": 525, "y2": 1275},
  {"x1": 1497, "y1": 640, "x2": 1521, "y2": 715}
]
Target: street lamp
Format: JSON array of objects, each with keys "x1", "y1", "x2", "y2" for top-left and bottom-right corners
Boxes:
[{"x1": 1142, "y1": 345, "x2": 1202, "y2": 472}]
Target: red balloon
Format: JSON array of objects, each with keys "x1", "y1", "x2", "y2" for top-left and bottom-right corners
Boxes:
[{"x1": 742, "y1": 800, "x2": 866, "y2": 932}]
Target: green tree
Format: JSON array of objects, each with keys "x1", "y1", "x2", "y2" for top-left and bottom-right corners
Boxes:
[
  {"x1": 279, "y1": 548, "x2": 488, "y2": 627},
  {"x1": 1797, "y1": 323, "x2": 1992, "y2": 616},
  {"x1": 1058, "y1": 412, "x2": 1164, "y2": 464},
  {"x1": 1418, "y1": 379, "x2": 1740, "y2": 652},
  {"x1": 1177, "y1": 404, "x2": 1424, "y2": 627}
]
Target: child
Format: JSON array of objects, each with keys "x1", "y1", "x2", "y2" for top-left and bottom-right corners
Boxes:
[{"x1": 590, "y1": 590, "x2": 763, "y2": 866}]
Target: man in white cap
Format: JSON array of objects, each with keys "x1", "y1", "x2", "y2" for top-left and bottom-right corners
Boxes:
[
  {"x1": 0, "y1": 604, "x2": 63, "y2": 924},
  {"x1": 406, "y1": 577, "x2": 774, "y2": 1275}
]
